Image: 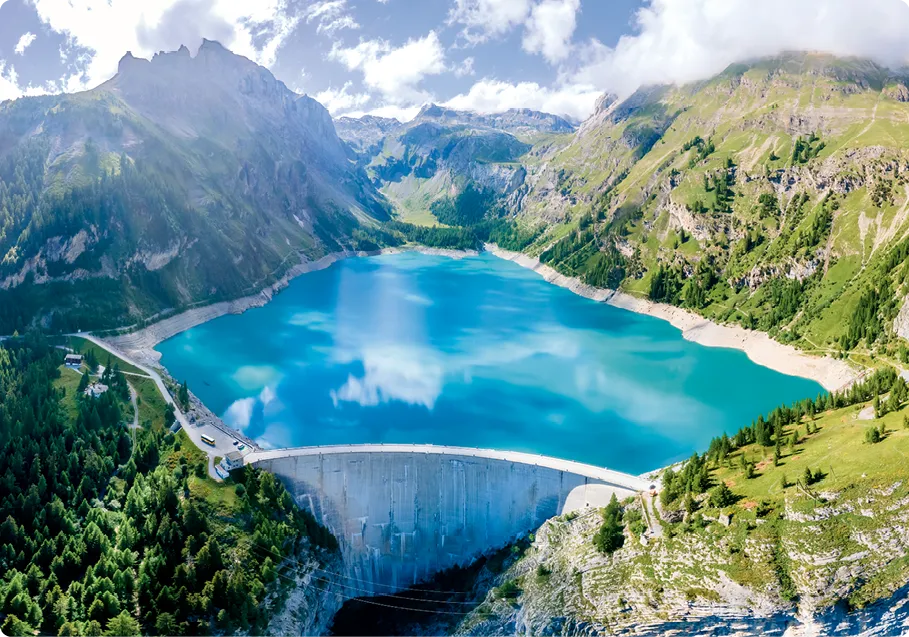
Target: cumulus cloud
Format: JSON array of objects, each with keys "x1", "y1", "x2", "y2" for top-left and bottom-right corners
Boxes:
[
  {"x1": 0, "y1": 62, "x2": 21, "y2": 101},
  {"x1": 453, "y1": 56, "x2": 475, "y2": 78},
  {"x1": 0, "y1": 60, "x2": 58, "y2": 102},
  {"x1": 521, "y1": 0, "x2": 579, "y2": 63},
  {"x1": 14, "y1": 32, "x2": 37, "y2": 56},
  {"x1": 574, "y1": 0, "x2": 909, "y2": 98},
  {"x1": 29, "y1": 0, "x2": 299, "y2": 91},
  {"x1": 448, "y1": 0, "x2": 532, "y2": 44},
  {"x1": 136, "y1": 0, "x2": 234, "y2": 54},
  {"x1": 302, "y1": 0, "x2": 360, "y2": 36},
  {"x1": 315, "y1": 81, "x2": 371, "y2": 114},
  {"x1": 328, "y1": 31, "x2": 447, "y2": 104},
  {"x1": 442, "y1": 78, "x2": 600, "y2": 120}
]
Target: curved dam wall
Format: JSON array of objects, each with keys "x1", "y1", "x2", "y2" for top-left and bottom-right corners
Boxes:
[{"x1": 247, "y1": 445, "x2": 649, "y2": 594}]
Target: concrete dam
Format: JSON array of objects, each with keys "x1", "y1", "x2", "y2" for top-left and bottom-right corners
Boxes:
[{"x1": 245, "y1": 444, "x2": 650, "y2": 594}]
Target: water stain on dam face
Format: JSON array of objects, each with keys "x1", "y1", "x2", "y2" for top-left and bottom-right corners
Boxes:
[{"x1": 249, "y1": 446, "x2": 646, "y2": 595}]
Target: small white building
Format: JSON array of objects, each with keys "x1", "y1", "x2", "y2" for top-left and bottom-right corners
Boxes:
[
  {"x1": 85, "y1": 382, "x2": 109, "y2": 398},
  {"x1": 220, "y1": 451, "x2": 244, "y2": 472},
  {"x1": 64, "y1": 354, "x2": 83, "y2": 367}
]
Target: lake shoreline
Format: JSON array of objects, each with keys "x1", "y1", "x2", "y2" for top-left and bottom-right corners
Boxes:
[
  {"x1": 105, "y1": 246, "x2": 476, "y2": 367},
  {"x1": 105, "y1": 242, "x2": 857, "y2": 392},
  {"x1": 484, "y1": 244, "x2": 858, "y2": 392}
]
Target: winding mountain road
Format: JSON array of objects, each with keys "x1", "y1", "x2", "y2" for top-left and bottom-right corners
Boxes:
[{"x1": 73, "y1": 333, "x2": 235, "y2": 481}]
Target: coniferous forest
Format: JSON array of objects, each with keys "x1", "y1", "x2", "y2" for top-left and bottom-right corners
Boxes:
[{"x1": 0, "y1": 335, "x2": 337, "y2": 636}]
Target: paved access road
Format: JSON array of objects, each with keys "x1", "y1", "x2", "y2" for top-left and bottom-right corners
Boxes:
[{"x1": 74, "y1": 333, "x2": 248, "y2": 481}]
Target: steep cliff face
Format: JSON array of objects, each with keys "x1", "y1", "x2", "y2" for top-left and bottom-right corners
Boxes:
[
  {"x1": 0, "y1": 41, "x2": 388, "y2": 333},
  {"x1": 335, "y1": 115, "x2": 404, "y2": 154},
  {"x1": 453, "y1": 503, "x2": 909, "y2": 637}
]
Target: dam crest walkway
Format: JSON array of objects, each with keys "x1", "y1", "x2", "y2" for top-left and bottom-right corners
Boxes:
[{"x1": 245, "y1": 443, "x2": 652, "y2": 493}]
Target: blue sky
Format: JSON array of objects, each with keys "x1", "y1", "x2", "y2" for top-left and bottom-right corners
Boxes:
[{"x1": 2, "y1": 0, "x2": 909, "y2": 121}]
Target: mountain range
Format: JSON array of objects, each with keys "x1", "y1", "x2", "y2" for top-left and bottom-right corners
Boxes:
[
  {"x1": 6, "y1": 42, "x2": 909, "y2": 635},
  {"x1": 5, "y1": 45, "x2": 909, "y2": 370},
  {"x1": 343, "y1": 53, "x2": 909, "y2": 365},
  {"x1": 0, "y1": 40, "x2": 387, "y2": 332}
]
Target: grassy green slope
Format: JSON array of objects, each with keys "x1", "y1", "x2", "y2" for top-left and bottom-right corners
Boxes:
[
  {"x1": 456, "y1": 385, "x2": 909, "y2": 634},
  {"x1": 510, "y1": 54, "x2": 909, "y2": 369}
]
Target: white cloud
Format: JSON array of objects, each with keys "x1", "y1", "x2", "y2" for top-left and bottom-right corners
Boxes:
[
  {"x1": 330, "y1": 345, "x2": 444, "y2": 409},
  {"x1": 28, "y1": 0, "x2": 300, "y2": 91},
  {"x1": 0, "y1": 60, "x2": 59, "y2": 102},
  {"x1": 315, "y1": 81, "x2": 371, "y2": 114},
  {"x1": 0, "y1": 62, "x2": 22, "y2": 101},
  {"x1": 302, "y1": 0, "x2": 360, "y2": 36},
  {"x1": 448, "y1": 0, "x2": 532, "y2": 45},
  {"x1": 14, "y1": 32, "x2": 37, "y2": 56},
  {"x1": 574, "y1": 0, "x2": 909, "y2": 98},
  {"x1": 443, "y1": 78, "x2": 600, "y2": 120},
  {"x1": 453, "y1": 56, "x2": 475, "y2": 78},
  {"x1": 521, "y1": 0, "x2": 579, "y2": 63},
  {"x1": 329, "y1": 31, "x2": 447, "y2": 104}
]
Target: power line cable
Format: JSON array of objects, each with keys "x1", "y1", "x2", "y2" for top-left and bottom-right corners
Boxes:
[
  {"x1": 255, "y1": 552, "x2": 484, "y2": 617},
  {"x1": 243, "y1": 541, "x2": 482, "y2": 606}
]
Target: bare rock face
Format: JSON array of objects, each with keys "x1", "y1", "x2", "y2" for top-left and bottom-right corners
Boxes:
[
  {"x1": 335, "y1": 115, "x2": 403, "y2": 153},
  {"x1": 894, "y1": 296, "x2": 909, "y2": 341},
  {"x1": 884, "y1": 83, "x2": 909, "y2": 102}
]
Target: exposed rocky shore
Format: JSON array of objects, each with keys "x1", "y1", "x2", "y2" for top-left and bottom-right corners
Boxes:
[{"x1": 107, "y1": 246, "x2": 477, "y2": 365}]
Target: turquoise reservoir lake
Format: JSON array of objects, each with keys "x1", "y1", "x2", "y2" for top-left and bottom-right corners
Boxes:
[{"x1": 156, "y1": 252, "x2": 823, "y2": 474}]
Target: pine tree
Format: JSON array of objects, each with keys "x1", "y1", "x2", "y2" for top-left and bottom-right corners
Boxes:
[
  {"x1": 178, "y1": 381, "x2": 190, "y2": 409},
  {"x1": 744, "y1": 462, "x2": 755, "y2": 479}
]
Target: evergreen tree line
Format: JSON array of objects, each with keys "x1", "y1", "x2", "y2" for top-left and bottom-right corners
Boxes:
[
  {"x1": 0, "y1": 336, "x2": 337, "y2": 636},
  {"x1": 654, "y1": 368, "x2": 903, "y2": 511},
  {"x1": 706, "y1": 368, "x2": 903, "y2": 467}
]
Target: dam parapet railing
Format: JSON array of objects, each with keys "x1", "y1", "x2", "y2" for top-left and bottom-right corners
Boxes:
[{"x1": 244, "y1": 443, "x2": 653, "y2": 493}]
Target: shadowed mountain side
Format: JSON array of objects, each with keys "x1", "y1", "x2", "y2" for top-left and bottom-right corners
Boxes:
[{"x1": 0, "y1": 41, "x2": 389, "y2": 333}]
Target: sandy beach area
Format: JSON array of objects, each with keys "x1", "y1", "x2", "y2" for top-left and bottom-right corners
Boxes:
[{"x1": 485, "y1": 244, "x2": 858, "y2": 392}]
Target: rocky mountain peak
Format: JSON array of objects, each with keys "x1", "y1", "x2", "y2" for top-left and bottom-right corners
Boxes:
[
  {"x1": 417, "y1": 103, "x2": 446, "y2": 118},
  {"x1": 116, "y1": 51, "x2": 150, "y2": 75}
]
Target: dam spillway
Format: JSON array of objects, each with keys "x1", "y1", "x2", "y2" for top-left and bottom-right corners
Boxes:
[{"x1": 246, "y1": 445, "x2": 650, "y2": 594}]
